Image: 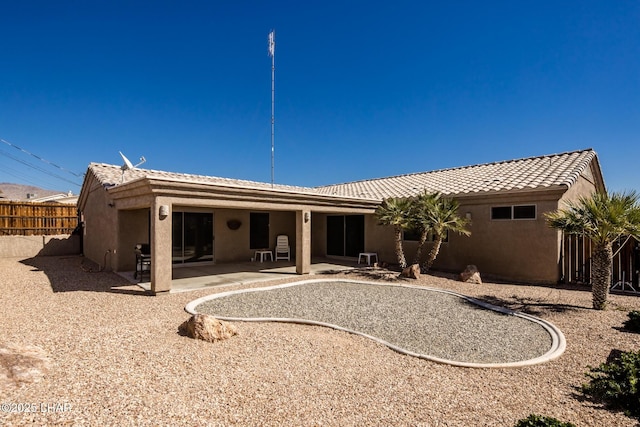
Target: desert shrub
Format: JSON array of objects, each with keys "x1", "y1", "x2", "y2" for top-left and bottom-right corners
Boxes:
[
  {"x1": 581, "y1": 349, "x2": 640, "y2": 419},
  {"x1": 623, "y1": 310, "x2": 640, "y2": 332},
  {"x1": 514, "y1": 414, "x2": 575, "y2": 427}
]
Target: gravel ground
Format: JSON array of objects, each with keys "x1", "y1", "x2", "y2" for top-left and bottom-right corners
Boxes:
[
  {"x1": 1, "y1": 255, "x2": 640, "y2": 426},
  {"x1": 196, "y1": 281, "x2": 554, "y2": 364}
]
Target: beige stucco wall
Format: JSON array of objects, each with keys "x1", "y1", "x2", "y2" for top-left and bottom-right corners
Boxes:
[
  {"x1": 311, "y1": 213, "x2": 327, "y2": 256},
  {"x1": 150, "y1": 196, "x2": 172, "y2": 293},
  {"x1": 366, "y1": 191, "x2": 567, "y2": 283},
  {"x1": 0, "y1": 234, "x2": 80, "y2": 258},
  {"x1": 214, "y1": 209, "x2": 250, "y2": 262},
  {"x1": 81, "y1": 174, "x2": 119, "y2": 271},
  {"x1": 117, "y1": 209, "x2": 150, "y2": 271},
  {"x1": 433, "y1": 194, "x2": 563, "y2": 283},
  {"x1": 559, "y1": 172, "x2": 600, "y2": 205},
  {"x1": 296, "y1": 210, "x2": 311, "y2": 273},
  {"x1": 368, "y1": 176, "x2": 599, "y2": 284},
  {"x1": 268, "y1": 211, "x2": 297, "y2": 257},
  {"x1": 364, "y1": 215, "x2": 396, "y2": 262},
  {"x1": 214, "y1": 209, "x2": 296, "y2": 262}
]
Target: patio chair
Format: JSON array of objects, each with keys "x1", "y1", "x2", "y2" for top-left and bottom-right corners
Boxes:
[
  {"x1": 134, "y1": 243, "x2": 151, "y2": 281},
  {"x1": 274, "y1": 235, "x2": 290, "y2": 261}
]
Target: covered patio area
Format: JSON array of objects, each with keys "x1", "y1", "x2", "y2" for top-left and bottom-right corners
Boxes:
[{"x1": 79, "y1": 162, "x2": 382, "y2": 295}]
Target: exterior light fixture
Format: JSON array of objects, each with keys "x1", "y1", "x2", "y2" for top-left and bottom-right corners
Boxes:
[{"x1": 159, "y1": 205, "x2": 169, "y2": 219}]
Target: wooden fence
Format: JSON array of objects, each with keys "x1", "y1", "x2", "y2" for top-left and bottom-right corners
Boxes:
[{"x1": 0, "y1": 201, "x2": 78, "y2": 236}]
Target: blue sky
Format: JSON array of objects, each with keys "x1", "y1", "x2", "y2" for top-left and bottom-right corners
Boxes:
[{"x1": 1, "y1": 1, "x2": 639, "y2": 194}]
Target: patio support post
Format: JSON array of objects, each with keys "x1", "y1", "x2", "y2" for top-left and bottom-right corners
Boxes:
[
  {"x1": 296, "y1": 209, "x2": 311, "y2": 274},
  {"x1": 151, "y1": 197, "x2": 172, "y2": 294}
]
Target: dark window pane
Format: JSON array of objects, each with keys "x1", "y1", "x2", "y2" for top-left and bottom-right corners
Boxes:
[
  {"x1": 172, "y1": 212, "x2": 183, "y2": 264},
  {"x1": 491, "y1": 206, "x2": 512, "y2": 220},
  {"x1": 172, "y1": 212, "x2": 214, "y2": 264},
  {"x1": 250, "y1": 213, "x2": 270, "y2": 249},
  {"x1": 327, "y1": 216, "x2": 345, "y2": 256},
  {"x1": 183, "y1": 213, "x2": 213, "y2": 262},
  {"x1": 327, "y1": 215, "x2": 364, "y2": 257},
  {"x1": 344, "y1": 215, "x2": 364, "y2": 257},
  {"x1": 403, "y1": 228, "x2": 421, "y2": 241},
  {"x1": 513, "y1": 205, "x2": 536, "y2": 219}
]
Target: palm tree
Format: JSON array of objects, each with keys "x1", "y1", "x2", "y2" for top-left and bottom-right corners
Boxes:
[
  {"x1": 546, "y1": 191, "x2": 640, "y2": 310},
  {"x1": 420, "y1": 195, "x2": 471, "y2": 271},
  {"x1": 409, "y1": 191, "x2": 440, "y2": 265},
  {"x1": 375, "y1": 197, "x2": 413, "y2": 268}
]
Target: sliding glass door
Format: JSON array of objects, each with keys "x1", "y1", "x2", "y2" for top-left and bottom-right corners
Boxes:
[
  {"x1": 172, "y1": 212, "x2": 214, "y2": 264},
  {"x1": 326, "y1": 215, "x2": 364, "y2": 258}
]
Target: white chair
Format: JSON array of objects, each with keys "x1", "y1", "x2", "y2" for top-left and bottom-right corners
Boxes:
[{"x1": 275, "y1": 235, "x2": 290, "y2": 261}]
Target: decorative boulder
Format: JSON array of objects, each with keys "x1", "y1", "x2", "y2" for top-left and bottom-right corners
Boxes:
[
  {"x1": 401, "y1": 264, "x2": 421, "y2": 279},
  {"x1": 179, "y1": 314, "x2": 237, "y2": 343},
  {"x1": 0, "y1": 343, "x2": 51, "y2": 388},
  {"x1": 460, "y1": 265, "x2": 482, "y2": 284}
]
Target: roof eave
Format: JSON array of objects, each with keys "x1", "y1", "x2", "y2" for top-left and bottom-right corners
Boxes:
[
  {"x1": 447, "y1": 184, "x2": 569, "y2": 201},
  {"x1": 107, "y1": 177, "x2": 381, "y2": 210}
]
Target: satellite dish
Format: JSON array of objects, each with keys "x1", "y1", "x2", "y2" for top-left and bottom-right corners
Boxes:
[
  {"x1": 119, "y1": 151, "x2": 134, "y2": 171},
  {"x1": 119, "y1": 151, "x2": 146, "y2": 182}
]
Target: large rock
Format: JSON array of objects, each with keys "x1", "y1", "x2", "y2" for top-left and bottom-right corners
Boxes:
[
  {"x1": 179, "y1": 314, "x2": 237, "y2": 343},
  {"x1": 401, "y1": 264, "x2": 421, "y2": 279},
  {"x1": 459, "y1": 265, "x2": 482, "y2": 284},
  {"x1": 0, "y1": 343, "x2": 51, "y2": 389}
]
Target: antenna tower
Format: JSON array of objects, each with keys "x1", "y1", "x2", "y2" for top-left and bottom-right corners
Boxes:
[{"x1": 268, "y1": 29, "x2": 276, "y2": 187}]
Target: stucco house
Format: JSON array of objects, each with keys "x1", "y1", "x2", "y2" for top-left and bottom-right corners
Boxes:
[{"x1": 77, "y1": 148, "x2": 605, "y2": 294}]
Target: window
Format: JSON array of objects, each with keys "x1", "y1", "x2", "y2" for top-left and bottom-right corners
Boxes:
[
  {"x1": 327, "y1": 215, "x2": 364, "y2": 257},
  {"x1": 403, "y1": 229, "x2": 421, "y2": 241},
  {"x1": 172, "y1": 212, "x2": 214, "y2": 264},
  {"x1": 513, "y1": 205, "x2": 536, "y2": 219},
  {"x1": 250, "y1": 212, "x2": 270, "y2": 249},
  {"x1": 491, "y1": 206, "x2": 512, "y2": 220},
  {"x1": 491, "y1": 205, "x2": 536, "y2": 220}
]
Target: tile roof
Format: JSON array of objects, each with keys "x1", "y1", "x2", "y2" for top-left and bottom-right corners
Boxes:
[
  {"x1": 88, "y1": 163, "x2": 326, "y2": 196},
  {"x1": 315, "y1": 149, "x2": 599, "y2": 200},
  {"x1": 87, "y1": 149, "x2": 600, "y2": 202}
]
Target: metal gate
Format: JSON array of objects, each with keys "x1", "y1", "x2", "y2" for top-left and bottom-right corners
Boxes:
[{"x1": 561, "y1": 233, "x2": 639, "y2": 294}]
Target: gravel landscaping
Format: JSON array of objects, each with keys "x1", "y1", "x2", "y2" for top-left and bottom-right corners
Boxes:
[
  {"x1": 1, "y1": 255, "x2": 640, "y2": 426},
  {"x1": 194, "y1": 281, "x2": 556, "y2": 365}
]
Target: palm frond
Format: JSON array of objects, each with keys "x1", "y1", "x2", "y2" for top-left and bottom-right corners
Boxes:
[
  {"x1": 375, "y1": 197, "x2": 413, "y2": 229},
  {"x1": 546, "y1": 191, "x2": 640, "y2": 245}
]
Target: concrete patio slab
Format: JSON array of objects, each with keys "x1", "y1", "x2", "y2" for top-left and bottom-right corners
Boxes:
[{"x1": 117, "y1": 259, "x2": 359, "y2": 293}]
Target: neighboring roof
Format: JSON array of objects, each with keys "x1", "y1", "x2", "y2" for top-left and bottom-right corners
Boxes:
[
  {"x1": 315, "y1": 149, "x2": 604, "y2": 200},
  {"x1": 0, "y1": 183, "x2": 67, "y2": 202},
  {"x1": 29, "y1": 192, "x2": 78, "y2": 204}
]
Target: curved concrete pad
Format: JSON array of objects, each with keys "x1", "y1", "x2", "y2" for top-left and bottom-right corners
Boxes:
[{"x1": 186, "y1": 279, "x2": 566, "y2": 368}]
